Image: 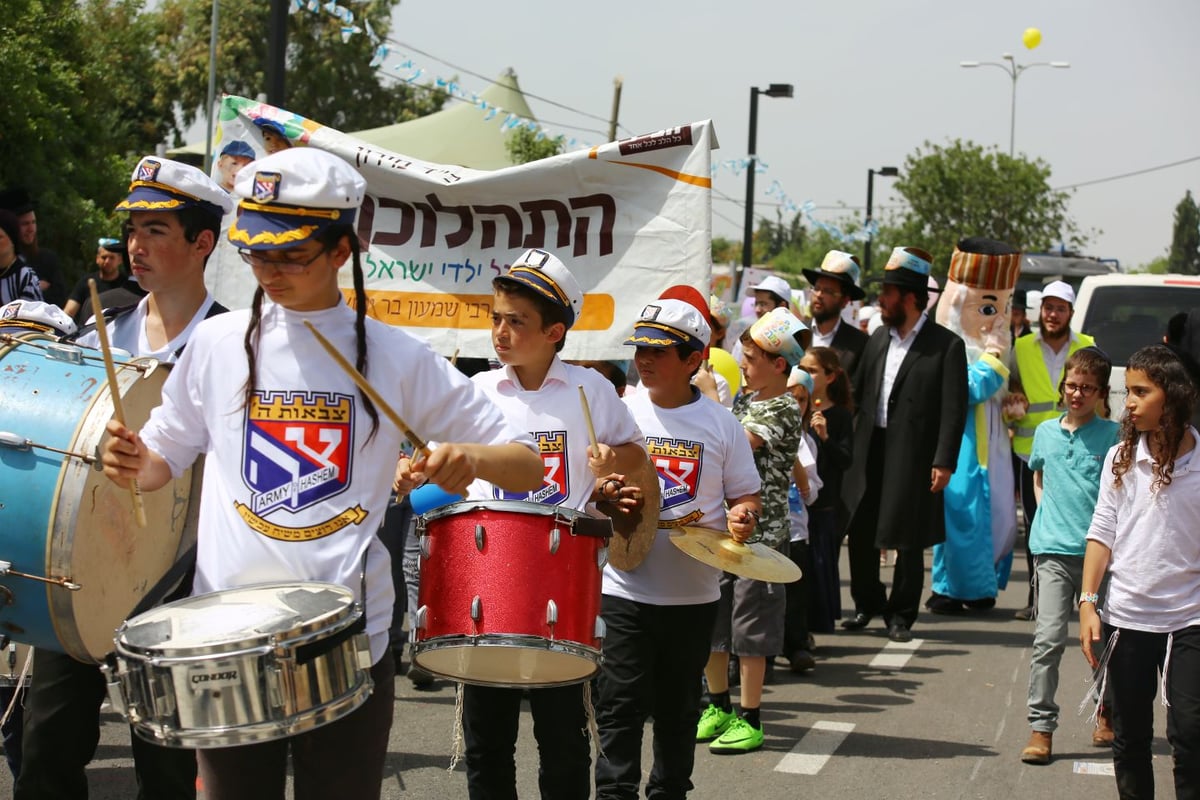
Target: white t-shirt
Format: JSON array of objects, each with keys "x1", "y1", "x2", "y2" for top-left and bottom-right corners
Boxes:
[
  {"x1": 467, "y1": 356, "x2": 644, "y2": 512},
  {"x1": 789, "y1": 432, "x2": 822, "y2": 543},
  {"x1": 1086, "y1": 427, "x2": 1200, "y2": 633},
  {"x1": 602, "y1": 389, "x2": 761, "y2": 605},
  {"x1": 139, "y1": 298, "x2": 535, "y2": 663},
  {"x1": 78, "y1": 293, "x2": 218, "y2": 363}
]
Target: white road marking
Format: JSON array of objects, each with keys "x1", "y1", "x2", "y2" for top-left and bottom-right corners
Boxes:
[
  {"x1": 774, "y1": 720, "x2": 856, "y2": 775},
  {"x1": 1073, "y1": 761, "x2": 1116, "y2": 776},
  {"x1": 869, "y1": 638, "x2": 925, "y2": 669}
]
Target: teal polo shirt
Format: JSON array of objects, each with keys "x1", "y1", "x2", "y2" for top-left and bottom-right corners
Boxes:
[{"x1": 1028, "y1": 413, "x2": 1120, "y2": 556}]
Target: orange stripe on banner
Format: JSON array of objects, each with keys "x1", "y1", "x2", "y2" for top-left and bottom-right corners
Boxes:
[
  {"x1": 605, "y1": 160, "x2": 712, "y2": 188},
  {"x1": 342, "y1": 290, "x2": 615, "y2": 331}
]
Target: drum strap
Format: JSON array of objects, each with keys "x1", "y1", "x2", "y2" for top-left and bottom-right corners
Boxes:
[
  {"x1": 128, "y1": 544, "x2": 198, "y2": 619},
  {"x1": 573, "y1": 515, "x2": 614, "y2": 539},
  {"x1": 295, "y1": 613, "x2": 367, "y2": 665}
]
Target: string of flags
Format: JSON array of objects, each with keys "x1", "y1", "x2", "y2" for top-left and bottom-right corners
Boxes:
[{"x1": 289, "y1": 0, "x2": 877, "y2": 243}]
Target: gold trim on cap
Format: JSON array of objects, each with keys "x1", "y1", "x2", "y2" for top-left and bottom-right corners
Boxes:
[
  {"x1": 507, "y1": 265, "x2": 570, "y2": 307},
  {"x1": 127, "y1": 180, "x2": 204, "y2": 204},
  {"x1": 238, "y1": 200, "x2": 343, "y2": 220},
  {"x1": 228, "y1": 221, "x2": 321, "y2": 246}
]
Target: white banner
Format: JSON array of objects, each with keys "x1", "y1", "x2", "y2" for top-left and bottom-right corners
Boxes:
[{"x1": 206, "y1": 96, "x2": 716, "y2": 360}]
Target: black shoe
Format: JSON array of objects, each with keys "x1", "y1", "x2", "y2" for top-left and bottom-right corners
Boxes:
[
  {"x1": 788, "y1": 650, "x2": 816, "y2": 673},
  {"x1": 887, "y1": 623, "x2": 913, "y2": 643},
  {"x1": 841, "y1": 612, "x2": 874, "y2": 630},
  {"x1": 963, "y1": 597, "x2": 996, "y2": 612},
  {"x1": 925, "y1": 593, "x2": 966, "y2": 615}
]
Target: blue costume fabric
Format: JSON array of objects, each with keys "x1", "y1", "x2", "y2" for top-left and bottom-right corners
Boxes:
[{"x1": 932, "y1": 354, "x2": 1017, "y2": 601}]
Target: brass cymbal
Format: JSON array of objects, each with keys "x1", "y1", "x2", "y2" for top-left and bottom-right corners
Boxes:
[
  {"x1": 668, "y1": 526, "x2": 801, "y2": 583},
  {"x1": 600, "y1": 455, "x2": 660, "y2": 571}
]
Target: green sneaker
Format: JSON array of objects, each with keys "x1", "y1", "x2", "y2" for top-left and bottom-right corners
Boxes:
[
  {"x1": 696, "y1": 704, "x2": 736, "y2": 742},
  {"x1": 709, "y1": 716, "x2": 764, "y2": 753}
]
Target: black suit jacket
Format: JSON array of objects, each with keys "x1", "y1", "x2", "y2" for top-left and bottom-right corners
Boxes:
[
  {"x1": 842, "y1": 317, "x2": 968, "y2": 549},
  {"x1": 827, "y1": 321, "x2": 868, "y2": 379}
]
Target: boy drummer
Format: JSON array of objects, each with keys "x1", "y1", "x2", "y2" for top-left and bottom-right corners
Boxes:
[
  {"x1": 430, "y1": 247, "x2": 647, "y2": 799},
  {"x1": 594, "y1": 298, "x2": 761, "y2": 798}
]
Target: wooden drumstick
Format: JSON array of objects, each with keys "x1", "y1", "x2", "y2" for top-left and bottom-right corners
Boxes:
[
  {"x1": 88, "y1": 279, "x2": 147, "y2": 528},
  {"x1": 303, "y1": 321, "x2": 432, "y2": 459},
  {"x1": 578, "y1": 385, "x2": 600, "y2": 456},
  {"x1": 450, "y1": 347, "x2": 460, "y2": 367}
]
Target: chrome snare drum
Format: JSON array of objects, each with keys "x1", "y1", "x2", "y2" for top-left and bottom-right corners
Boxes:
[
  {"x1": 412, "y1": 500, "x2": 611, "y2": 687},
  {"x1": 102, "y1": 582, "x2": 373, "y2": 748}
]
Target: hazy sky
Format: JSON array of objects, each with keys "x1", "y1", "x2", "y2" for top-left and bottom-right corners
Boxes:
[{"x1": 385, "y1": 0, "x2": 1199, "y2": 271}]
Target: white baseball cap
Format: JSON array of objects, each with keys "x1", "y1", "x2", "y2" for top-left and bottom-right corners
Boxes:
[
  {"x1": 1041, "y1": 280, "x2": 1075, "y2": 306},
  {"x1": 748, "y1": 275, "x2": 792, "y2": 304}
]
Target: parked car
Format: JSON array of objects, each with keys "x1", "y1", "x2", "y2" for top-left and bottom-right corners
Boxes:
[{"x1": 1072, "y1": 273, "x2": 1200, "y2": 417}]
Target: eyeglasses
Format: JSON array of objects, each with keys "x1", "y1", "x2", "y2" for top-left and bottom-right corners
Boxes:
[
  {"x1": 238, "y1": 247, "x2": 327, "y2": 274},
  {"x1": 1063, "y1": 382, "x2": 1099, "y2": 397},
  {"x1": 810, "y1": 286, "x2": 843, "y2": 297}
]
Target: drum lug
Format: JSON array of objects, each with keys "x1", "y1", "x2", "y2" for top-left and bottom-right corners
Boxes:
[
  {"x1": 549, "y1": 527, "x2": 560, "y2": 554},
  {"x1": 470, "y1": 596, "x2": 482, "y2": 622},
  {"x1": 419, "y1": 533, "x2": 431, "y2": 559},
  {"x1": 474, "y1": 524, "x2": 486, "y2": 552},
  {"x1": 546, "y1": 599, "x2": 558, "y2": 627},
  {"x1": 415, "y1": 605, "x2": 427, "y2": 631},
  {"x1": 594, "y1": 616, "x2": 606, "y2": 640},
  {"x1": 596, "y1": 545, "x2": 609, "y2": 570}
]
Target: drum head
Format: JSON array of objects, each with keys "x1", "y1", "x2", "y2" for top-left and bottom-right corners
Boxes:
[
  {"x1": 118, "y1": 582, "x2": 357, "y2": 658},
  {"x1": 49, "y1": 359, "x2": 199, "y2": 662},
  {"x1": 415, "y1": 638, "x2": 599, "y2": 687}
]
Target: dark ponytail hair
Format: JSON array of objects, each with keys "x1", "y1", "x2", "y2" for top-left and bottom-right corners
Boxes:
[{"x1": 241, "y1": 224, "x2": 380, "y2": 441}]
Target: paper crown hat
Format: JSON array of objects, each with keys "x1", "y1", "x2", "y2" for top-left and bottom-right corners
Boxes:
[{"x1": 803, "y1": 250, "x2": 866, "y2": 301}]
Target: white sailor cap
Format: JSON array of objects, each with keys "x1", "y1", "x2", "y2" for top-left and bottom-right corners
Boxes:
[
  {"x1": 228, "y1": 148, "x2": 366, "y2": 251},
  {"x1": 116, "y1": 157, "x2": 234, "y2": 220},
  {"x1": 624, "y1": 299, "x2": 711, "y2": 351},
  {"x1": 496, "y1": 248, "x2": 585, "y2": 329}
]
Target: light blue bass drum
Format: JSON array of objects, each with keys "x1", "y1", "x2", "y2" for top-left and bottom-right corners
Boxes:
[{"x1": 0, "y1": 325, "x2": 199, "y2": 663}]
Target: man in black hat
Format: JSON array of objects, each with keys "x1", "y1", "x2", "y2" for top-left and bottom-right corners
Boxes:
[
  {"x1": 841, "y1": 246, "x2": 968, "y2": 642},
  {"x1": 0, "y1": 188, "x2": 67, "y2": 307},
  {"x1": 1011, "y1": 288, "x2": 1031, "y2": 344},
  {"x1": 803, "y1": 250, "x2": 869, "y2": 377}
]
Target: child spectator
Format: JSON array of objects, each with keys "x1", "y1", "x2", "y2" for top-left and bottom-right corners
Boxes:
[
  {"x1": 697, "y1": 307, "x2": 807, "y2": 753},
  {"x1": 1080, "y1": 344, "x2": 1200, "y2": 798},
  {"x1": 1019, "y1": 347, "x2": 1119, "y2": 764},
  {"x1": 783, "y1": 367, "x2": 822, "y2": 673}
]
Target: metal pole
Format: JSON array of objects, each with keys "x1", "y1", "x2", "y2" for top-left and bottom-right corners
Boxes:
[
  {"x1": 608, "y1": 77, "x2": 623, "y2": 142},
  {"x1": 1009, "y1": 68, "x2": 1018, "y2": 157},
  {"x1": 864, "y1": 169, "x2": 875, "y2": 275},
  {"x1": 203, "y1": 0, "x2": 219, "y2": 174},
  {"x1": 738, "y1": 87, "x2": 760, "y2": 299},
  {"x1": 266, "y1": 0, "x2": 288, "y2": 106}
]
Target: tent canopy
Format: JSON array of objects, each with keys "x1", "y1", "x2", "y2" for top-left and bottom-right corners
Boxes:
[{"x1": 169, "y1": 69, "x2": 535, "y2": 170}]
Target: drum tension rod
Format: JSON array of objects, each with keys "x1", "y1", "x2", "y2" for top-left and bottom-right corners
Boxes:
[
  {"x1": 0, "y1": 431, "x2": 98, "y2": 464},
  {"x1": 0, "y1": 334, "x2": 150, "y2": 372},
  {"x1": 0, "y1": 561, "x2": 82, "y2": 591}
]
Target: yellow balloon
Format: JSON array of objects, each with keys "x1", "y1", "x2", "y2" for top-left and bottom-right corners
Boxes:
[
  {"x1": 709, "y1": 347, "x2": 741, "y2": 397},
  {"x1": 1022, "y1": 27, "x2": 1042, "y2": 50}
]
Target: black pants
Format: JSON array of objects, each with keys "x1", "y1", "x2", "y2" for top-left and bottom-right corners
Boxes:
[
  {"x1": 15, "y1": 648, "x2": 197, "y2": 800},
  {"x1": 462, "y1": 682, "x2": 591, "y2": 800},
  {"x1": 594, "y1": 595, "x2": 717, "y2": 800},
  {"x1": 806, "y1": 507, "x2": 842, "y2": 633},
  {"x1": 783, "y1": 541, "x2": 812, "y2": 655},
  {"x1": 0, "y1": 684, "x2": 24, "y2": 779},
  {"x1": 1017, "y1": 456, "x2": 1038, "y2": 607},
  {"x1": 1105, "y1": 624, "x2": 1200, "y2": 800},
  {"x1": 884, "y1": 548, "x2": 926, "y2": 630},
  {"x1": 847, "y1": 428, "x2": 888, "y2": 617}
]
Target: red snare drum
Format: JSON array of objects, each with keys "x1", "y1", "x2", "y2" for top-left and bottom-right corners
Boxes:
[{"x1": 412, "y1": 500, "x2": 611, "y2": 687}]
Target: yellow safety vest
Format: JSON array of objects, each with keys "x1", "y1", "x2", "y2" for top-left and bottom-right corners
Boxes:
[{"x1": 1012, "y1": 331, "x2": 1095, "y2": 456}]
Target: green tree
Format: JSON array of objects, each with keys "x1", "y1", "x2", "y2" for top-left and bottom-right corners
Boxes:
[
  {"x1": 711, "y1": 236, "x2": 739, "y2": 265},
  {"x1": 505, "y1": 127, "x2": 564, "y2": 165},
  {"x1": 153, "y1": 0, "x2": 445, "y2": 134},
  {"x1": 1133, "y1": 255, "x2": 1169, "y2": 275},
  {"x1": 890, "y1": 139, "x2": 1088, "y2": 271},
  {"x1": 1167, "y1": 190, "x2": 1200, "y2": 275},
  {"x1": 1, "y1": 0, "x2": 167, "y2": 278}
]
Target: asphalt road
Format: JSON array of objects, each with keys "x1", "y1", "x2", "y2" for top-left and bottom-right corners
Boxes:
[{"x1": 0, "y1": 542, "x2": 1173, "y2": 798}]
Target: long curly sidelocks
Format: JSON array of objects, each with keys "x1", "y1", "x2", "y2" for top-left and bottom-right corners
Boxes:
[{"x1": 240, "y1": 226, "x2": 380, "y2": 442}]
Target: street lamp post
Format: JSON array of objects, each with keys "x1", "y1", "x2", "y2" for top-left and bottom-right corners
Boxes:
[
  {"x1": 960, "y1": 54, "x2": 1070, "y2": 157},
  {"x1": 864, "y1": 166, "x2": 899, "y2": 276},
  {"x1": 736, "y1": 83, "x2": 793, "y2": 299}
]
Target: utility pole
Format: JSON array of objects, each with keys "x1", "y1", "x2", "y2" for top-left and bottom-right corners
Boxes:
[
  {"x1": 266, "y1": 0, "x2": 288, "y2": 106},
  {"x1": 608, "y1": 77, "x2": 623, "y2": 142}
]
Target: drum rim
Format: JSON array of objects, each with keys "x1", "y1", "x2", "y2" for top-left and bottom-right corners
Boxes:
[
  {"x1": 419, "y1": 498, "x2": 587, "y2": 525},
  {"x1": 115, "y1": 581, "x2": 360, "y2": 658}
]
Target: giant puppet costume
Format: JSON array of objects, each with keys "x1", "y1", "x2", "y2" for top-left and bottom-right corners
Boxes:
[{"x1": 927, "y1": 238, "x2": 1022, "y2": 613}]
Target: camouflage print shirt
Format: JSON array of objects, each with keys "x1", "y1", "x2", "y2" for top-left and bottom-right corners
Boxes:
[{"x1": 733, "y1": 391, "x2": 803, "y2": 549}]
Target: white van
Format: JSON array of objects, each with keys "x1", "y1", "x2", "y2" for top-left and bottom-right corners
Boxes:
[{"x1": 1072, "y1": 273, "x2": 1200, "y2": 416}]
